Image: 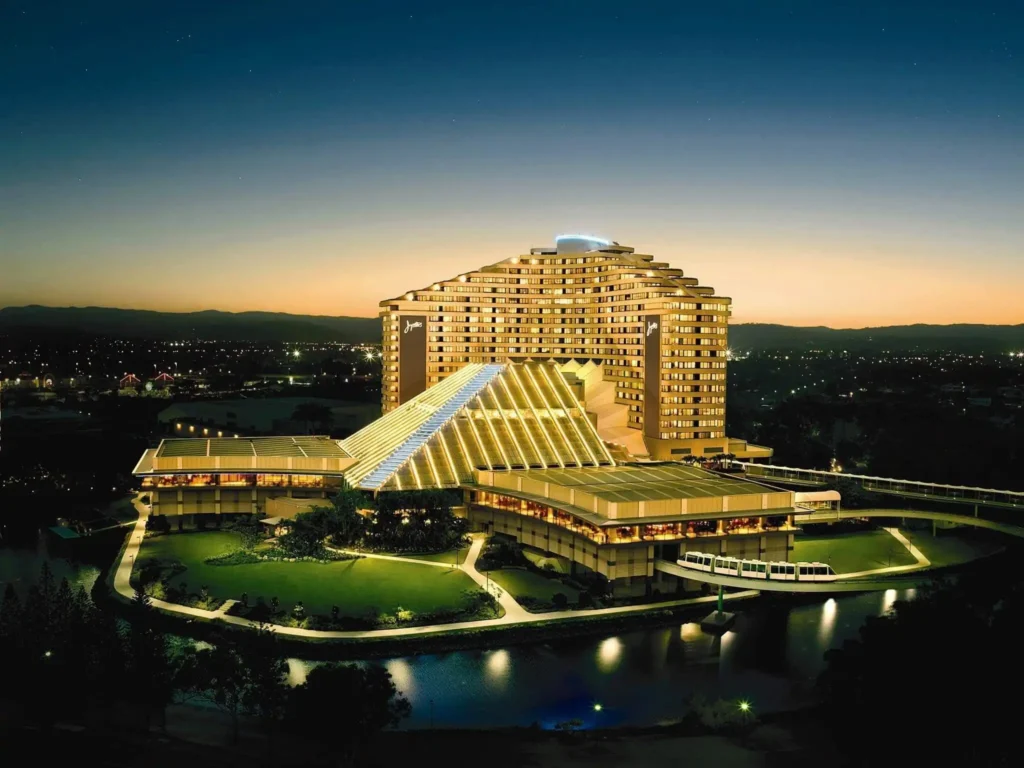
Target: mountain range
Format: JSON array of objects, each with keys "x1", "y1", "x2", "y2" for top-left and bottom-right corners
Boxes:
[{"x1": 2, "y1": 306, "x2": 1022, "y2": 352}]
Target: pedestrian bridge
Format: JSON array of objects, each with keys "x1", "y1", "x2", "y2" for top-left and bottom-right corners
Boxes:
[{"x1": 733, "y1": 462, "x2": 1024, "y2": 512}]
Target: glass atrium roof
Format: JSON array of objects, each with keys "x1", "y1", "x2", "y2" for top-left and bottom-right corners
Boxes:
[{"x1": 341, "y1": 361, "x2": 615, "y2": 491}]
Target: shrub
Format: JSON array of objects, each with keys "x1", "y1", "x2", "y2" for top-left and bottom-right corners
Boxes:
[
  {"x1": 577, "y1": 591, "x2": 593, "y2": 609},
  {"x1": 144, "y1": 515, "x2": 169, "y2": 534},
  {"x1": 205, "y1": 550, "x2": 261, "y2": 566},
  {"x1": 551, "y1": 592, "x2": 569, "y2": 610}
]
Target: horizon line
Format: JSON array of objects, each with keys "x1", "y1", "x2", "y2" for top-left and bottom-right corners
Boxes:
[{"x1": 1, "y1": 303, "x2": 1022, "y2": 332}]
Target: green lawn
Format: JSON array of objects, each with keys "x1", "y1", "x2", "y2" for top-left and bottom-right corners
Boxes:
[
  {"x1": 136, "y1": 531, "x2": 481, "y2": 618},
  {"x1": 894, "y1": 526, "x2": 1004, "y2": 568},
  {"x1": 394, "y1": 545, "x2": 472, "y2": 565},
  {"x1": 792, "y1": 528, "x2": 916, "y2": 573},
  {"x1": 488, "y1": 568, "x2": 580, "y2": 604}
]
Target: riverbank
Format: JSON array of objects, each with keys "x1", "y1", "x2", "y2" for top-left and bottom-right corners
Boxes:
[{"x1": 3, "y1": 703, "x2": 844, "y2": 768}]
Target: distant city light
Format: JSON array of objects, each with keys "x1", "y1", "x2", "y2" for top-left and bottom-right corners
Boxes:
[{"x1": 292, "y1": 350, "x2": 300, "y2": 358}]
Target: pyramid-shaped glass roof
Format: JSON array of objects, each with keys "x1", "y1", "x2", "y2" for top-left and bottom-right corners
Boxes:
[{"x1": 341, "y1": 362, "x2": 614, "y2": 490}]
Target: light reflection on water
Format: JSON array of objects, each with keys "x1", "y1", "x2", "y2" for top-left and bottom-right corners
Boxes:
[
  {"x1": 278, "y1": 589, "x2": 917, "y2": 730},
  {"x1": 597, "y1": 636, "x2": 623, "y2": 672},
  {"x1": 883, "y1": 589, "x2": 898, "y2": 613},
  {"x1": 819, "y1": 598, "x2": 837, "y2": 643}
]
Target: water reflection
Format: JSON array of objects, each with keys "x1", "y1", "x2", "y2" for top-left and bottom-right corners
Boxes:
[
  {"x1": 597, "y1": 636, "x2": 623, "y2": 673},
  {"x1": 385, "y1": 659, "x2": 415, "y2": 697},
  {"x1": 485, "y1": 649, "x2": 510, "y2": 689},
  {"x1": 286, "y1": 657, "x2": 309, "y2": 687},
  {"x1": 819, "y1": 598, "x2": 837, "y2": 643},
  {"x1": 680, "y1": 622, "x2": 702, "y2": 643},
  {"x1": 883, "y1": 589, "x2": 898, "y2": 613}
]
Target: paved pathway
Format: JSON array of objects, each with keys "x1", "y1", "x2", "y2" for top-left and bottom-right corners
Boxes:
[{"x1": 114, "y1": 498, "x2": 755, "y2": 639}]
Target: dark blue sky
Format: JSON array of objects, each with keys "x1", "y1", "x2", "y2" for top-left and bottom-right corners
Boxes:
[{"x1": 3, "y1": 1, "x2": 1021, "y2": 325}]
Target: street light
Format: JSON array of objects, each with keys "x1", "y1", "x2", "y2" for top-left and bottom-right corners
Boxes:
[
  {"x1": 593, "y1": 703, "x2": 603, "y2": 712},
  {"x1": 738, "y1": 700, "x2": 751, "y2": 713}
]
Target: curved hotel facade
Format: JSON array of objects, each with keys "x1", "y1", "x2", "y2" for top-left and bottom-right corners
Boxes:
[
  {"x1": 134, "y1": 237, "x2": 795, "y2": 595},
  {"x1": 379, "y1": 234, "x2": 769, "y2": 462}
]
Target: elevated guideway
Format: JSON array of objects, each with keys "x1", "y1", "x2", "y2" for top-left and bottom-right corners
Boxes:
[
  {"x1": 653, "y1": 559, "x2": 929, "y2": 593},
  {"x1": 795, "y1": 508, "x2": 1024, "y2": 539},
  {"x1": 733, "y1": 461, "x2": 1024, "y2": 512},
  {"x1": 654, "y1": 506, "x2": 1024, "y2": 594}
]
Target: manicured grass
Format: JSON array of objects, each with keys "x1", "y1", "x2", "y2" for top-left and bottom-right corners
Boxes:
[
  {"x1": 792, "y1": 528, "x2": 916, "y2": 573},
  {"x1": 136, "y1": 531, "x2": 481, "y2": 618},
  {"x1": 488, "y1": 568, "x2": 580, "y2": 604},
  {"x1": 896, "y1": 526, "x2": 1004, "y2": 568}
]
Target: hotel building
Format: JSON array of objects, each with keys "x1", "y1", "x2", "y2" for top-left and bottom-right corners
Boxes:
[
  {"x1": 379, "y1": 235, "x2": 771, "y2": 461},
  {"x1": 133, "y1": 236, "x2": 801, "y2": 595}
]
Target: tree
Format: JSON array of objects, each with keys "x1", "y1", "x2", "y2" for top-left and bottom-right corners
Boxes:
[
  {"x1": 277, "y1": 517, "x2": 325, "y2": 557},
  {"x1": 368, "y1": 489, "x2": 467, "y2": 552},
  {"x1": 818, "y1": 565, "x2": 1022, "y2": 765},
  {"x1": 287, "y1": 663, "x2": 410, "y2": 759},
  {"x1": 177, "y1": 637, "x2": 248, "y2": 744},
  {"x1": 176, "y1": 627, "x2": 285, "y2": 745},
  {"x1": 127, "y1": 588, "x2": 175, "y2": 730},
  {"x1": 235, "y1": 516, "x2": 264, "y2": 551},
  {"x1": 238, "y1": 625, "x2": 289, "y2": 751},
  {"x1": 298, "y1": 481, "x2": 368, "y2": 548},
  {"x1": 0, "y1": 567, "x2": 129, "y2": 728}
]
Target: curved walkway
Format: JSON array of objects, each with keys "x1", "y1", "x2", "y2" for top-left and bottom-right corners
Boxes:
[{"x1": 116, "y1": 497, "x2": 757, "y2": 639}]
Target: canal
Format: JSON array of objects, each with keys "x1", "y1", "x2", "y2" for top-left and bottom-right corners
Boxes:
[{"x1": 2, "y1": 525, "x2": 911, "y2": 729}]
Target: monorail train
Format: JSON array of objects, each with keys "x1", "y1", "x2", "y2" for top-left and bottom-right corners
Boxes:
[{"x1": 677, "y1": 551, "x2": 837, "y2": 582}]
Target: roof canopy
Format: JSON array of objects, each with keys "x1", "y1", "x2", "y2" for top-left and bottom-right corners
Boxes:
[
  {"x1": 503, "y1": 464, "x2": 772, "y2": 502},
  {"x1": 134, "y1": 436, "x2": 355, "y2": 475}
]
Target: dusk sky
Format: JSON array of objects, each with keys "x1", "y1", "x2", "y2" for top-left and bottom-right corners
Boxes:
[{"x1": 3, "y1": 1, "x2": 1022, "y2": 327}]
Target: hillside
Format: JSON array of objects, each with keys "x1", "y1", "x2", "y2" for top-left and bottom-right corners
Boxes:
[
  {"x1": 2, "y1": 306, "x2": 1022, "y2": 351},
  {"x1": 729, "y1": 323, "x2": 1024, "y2": 353},
  {"x1": 0, "y1": 306, "x2": 380, "y2": 343}
]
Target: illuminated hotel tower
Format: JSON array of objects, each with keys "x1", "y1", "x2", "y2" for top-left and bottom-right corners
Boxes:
[{"x1": 379, "y1": 235, "x2": 769, "y2": 461}]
